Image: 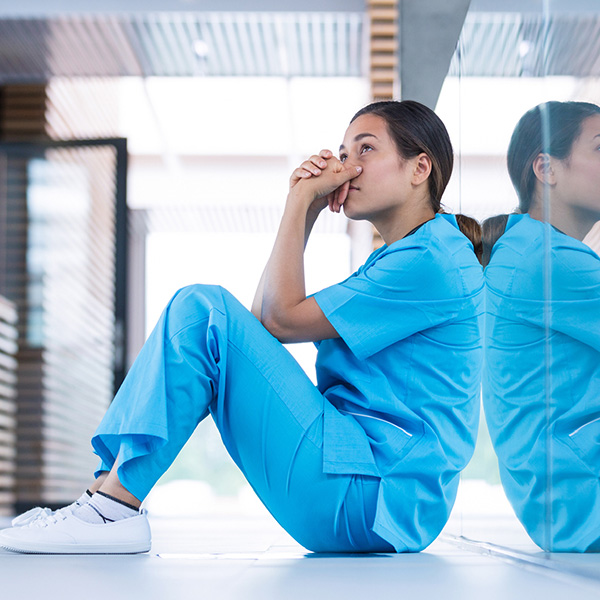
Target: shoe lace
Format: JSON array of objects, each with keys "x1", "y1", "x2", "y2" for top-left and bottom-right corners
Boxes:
[
  {"x1": 13, "y1": 501, "x2": 78, "y2": 527},
  {"x1": 30, "y1": 509, "x2": 70, "y2": 527},
  {"x1": 30, "y1": 508, "x2": 71, "y2": 528},
  {"x1": 11, "y1": 506, "x2": 52, "y2": 526}
]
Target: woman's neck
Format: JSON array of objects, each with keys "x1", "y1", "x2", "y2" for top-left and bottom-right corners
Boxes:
[
  {"x1": 374, "y1": 204, "x2": 436, "y2": 245},
  {"x1": 528, "y1": 196, "x2": 598, "y2": 241}
]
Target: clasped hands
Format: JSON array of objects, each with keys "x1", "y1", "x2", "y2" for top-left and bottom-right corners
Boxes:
[{"x1": 288, "y1": 149, "x2": 362, "y2": 215}]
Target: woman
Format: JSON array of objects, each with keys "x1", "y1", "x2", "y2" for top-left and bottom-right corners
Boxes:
[
  {"x1": 483, "y1": 101, "x2": 600, "y2": 551},
  {"x1": 0, "y1": 100, "x2": 484, "y2": 555}
]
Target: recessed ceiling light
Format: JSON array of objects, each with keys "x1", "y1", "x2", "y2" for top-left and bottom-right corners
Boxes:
[{"x1": 193, "y1": 40, "x2": 210, "y2": 58}]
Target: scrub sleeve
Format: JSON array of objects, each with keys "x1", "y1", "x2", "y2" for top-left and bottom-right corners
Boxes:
[{"x1": 91, "y1": 284, "x2": 394, "y2": 553}]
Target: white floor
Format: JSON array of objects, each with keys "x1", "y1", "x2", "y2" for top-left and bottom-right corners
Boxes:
[{"x1": 1, "y1": 510, "x2": 600, "y2": 600}]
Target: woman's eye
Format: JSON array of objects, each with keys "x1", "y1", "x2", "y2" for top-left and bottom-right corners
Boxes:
[{"x1": 340, "y1": 146, "x2": 371, "y2": 163}]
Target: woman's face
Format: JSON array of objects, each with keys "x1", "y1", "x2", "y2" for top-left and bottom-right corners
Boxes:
[
  {"x1": 338, "y1": 113, "x2": 425, "y2": 222},
  {"x1": 553, "y1": 114, "x2": 600, "y2": 213}
]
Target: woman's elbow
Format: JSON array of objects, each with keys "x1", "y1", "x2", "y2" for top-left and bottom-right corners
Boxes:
[
  {"x1": 260, "y1": 313, "x2": 296, "y2": 343},
  {"x1": 251, "y1": 304, "x2": 286, "y2": 340}
]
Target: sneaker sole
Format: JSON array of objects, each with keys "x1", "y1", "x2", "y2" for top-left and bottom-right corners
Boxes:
[{"x1": 0, "y1": 540, "x2": 151, "y2": 554}]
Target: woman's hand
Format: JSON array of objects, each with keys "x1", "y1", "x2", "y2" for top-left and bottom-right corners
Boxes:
[
  {"x1": 289, "y1": 149, "x2": 362, "y2": 214},
  {"x1": 290, "y1": 149, "x2": 333, "y2": 190}
]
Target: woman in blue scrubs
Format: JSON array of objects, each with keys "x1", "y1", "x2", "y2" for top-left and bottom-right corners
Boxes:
[
  {"x1": 0, "y1": 100, "x2": 484, "y2": 555},
  {"x1": 483, "y1": 101, "x2": 600, "y2": 551}
]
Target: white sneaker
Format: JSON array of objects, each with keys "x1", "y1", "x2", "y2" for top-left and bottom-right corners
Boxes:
[
  {"x1": 0, "y1": 510, "x2": 151, "y2": 554},
  {"x1": 12, "y1": 492, "x2": 91, "y2": 527},
  {"x1": 11, "y1": 503, "x2": 77, "y2": 527}
]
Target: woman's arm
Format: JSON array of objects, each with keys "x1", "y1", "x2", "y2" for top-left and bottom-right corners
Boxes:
[
  {"x1": 250, "y1": 207, "x2": 320, "y2": 321},
  {"x1": 252, "y1": 153, "x2": 362, "y2": 343},
  {"x1": 252, "y1": 151, "x2": 333, "y2": 321}
]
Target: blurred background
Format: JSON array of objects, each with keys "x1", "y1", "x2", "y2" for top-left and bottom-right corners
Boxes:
[{"x1": 0, "y1": 0, "x2": 598, "y2": 546}]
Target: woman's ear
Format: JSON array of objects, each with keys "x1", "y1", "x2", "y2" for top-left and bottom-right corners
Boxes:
[
  {"x1": 412, "y1": 153, "x2": 432, "y2": 186},
  {"x1": 532, "y1": 153, "x2": 557, "y2": 185}
]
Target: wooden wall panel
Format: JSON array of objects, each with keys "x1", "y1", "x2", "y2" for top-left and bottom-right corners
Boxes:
[
  {"x1": 0, "y1": 85, "x2": 48, "y2": 140},
  {"x1": 368, "y1": 0, "x2": 398, "y2": 101}
]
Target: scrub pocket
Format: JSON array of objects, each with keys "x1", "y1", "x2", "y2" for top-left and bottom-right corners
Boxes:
[
  {"x1": 343, "y1": 411, "x2": 425, "y2": 476},
  {"x1": 556, "y1": 416, "x2": 600, "y2": 478}
]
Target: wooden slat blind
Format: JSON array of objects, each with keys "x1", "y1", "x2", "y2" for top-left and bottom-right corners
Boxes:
[
  {"x1": 9, "y1": 146, "x2": 119, "y2": 508},
  {"x1": 1, "y1": 82, "x2": 121, "y2": 510}
]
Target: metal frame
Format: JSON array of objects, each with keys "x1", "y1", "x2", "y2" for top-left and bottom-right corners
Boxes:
[{"x1": 0, "y1": 137, "x2": 128, "y2": 393}]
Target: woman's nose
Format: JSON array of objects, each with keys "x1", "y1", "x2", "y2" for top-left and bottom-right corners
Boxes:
[{"x1": 344, "y1": 158, "x2": 358, "y2": 172}]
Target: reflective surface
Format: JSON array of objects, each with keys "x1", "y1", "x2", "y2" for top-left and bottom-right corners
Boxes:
[{"x1": 452, "y1": 0, "x2": 600, "y2": 552}]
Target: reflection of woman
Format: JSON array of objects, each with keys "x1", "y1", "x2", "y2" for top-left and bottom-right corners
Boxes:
[
  {"x1": 484, "y1": 101, "x2": 600, "y2": 551},
  {"x1": 1, "y1": 101, "x2": 484, "y2": 555}
]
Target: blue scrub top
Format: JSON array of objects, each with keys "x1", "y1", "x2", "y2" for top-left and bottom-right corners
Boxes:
[
  {"x1": 313, "y1": 213, "x2": 484, "y2": 552},
  {"x1": 484, "y1": 213, "x2": 600, "y2": 551}
]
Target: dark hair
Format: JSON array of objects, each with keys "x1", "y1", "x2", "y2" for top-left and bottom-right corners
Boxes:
[
  {"x1": 351, "y1": 100, "x2": 453, "y2": 213},
  {"x1": 455, "y1": 214, "x2": 483, "y2": 264},
  {"x1": 481, "y1": 214, "x2": 509, "y2": 268},
  {"x1": 351, "y1": 100, "x2": 482, "y2": 262},
  {"x1": 507, "y1": 101, "x2": 600, "y2": 213}
]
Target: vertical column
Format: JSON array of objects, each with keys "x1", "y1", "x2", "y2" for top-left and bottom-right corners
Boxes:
[
  {"x1": 365, "y1": 0, "x2": 398, "y2": 252},
  {"x1": 368, "y1": 0, "x2": 399, "y2": 102}
]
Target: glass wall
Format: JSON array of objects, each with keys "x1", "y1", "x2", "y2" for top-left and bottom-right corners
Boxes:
[{"x1": 440, "y1": 0, "x2": 600, "y2": 552}]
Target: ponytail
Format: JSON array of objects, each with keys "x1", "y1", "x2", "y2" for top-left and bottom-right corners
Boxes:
[
  {"x1": 438, "y1": 210, "x2": 483, "y2": 264},
  {"x1": 454, "y1": 214, "x2": 483, "y2": 265},
  {"x1": 481, "y1": 214, "x2": 509, "y2": 268}
]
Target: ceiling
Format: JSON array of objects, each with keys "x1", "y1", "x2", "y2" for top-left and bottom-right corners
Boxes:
[
  {"x1": 0, "y1": 12, "x2": 365, "y2": 80},
  {"x1": 449, "y1": 11, "x2": 600, "y2": 77},
  {"x1": 0, "y1": 8, "x2": 600, "y2": 82}
]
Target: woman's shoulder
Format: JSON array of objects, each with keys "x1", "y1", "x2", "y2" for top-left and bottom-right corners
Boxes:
[
  {"x1": 363, "y1": 215, "x2": 483, "y2": 298},
  {"x1": 382, "y1": 214, "x2": 473, "y2": 257},
  {"x1": 493, "y1": 213, "x2": 597, "y2": 260},
  {"x1": 487, "y1": 214, "x2": 600, "y2": 300}
]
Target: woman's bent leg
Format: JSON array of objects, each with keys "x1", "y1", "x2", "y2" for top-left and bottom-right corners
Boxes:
[
  {"x1": 92, "y1": 284, "x2": 392, "y2": 552},
  {"x1": 92, "y1": 284, "x2": 235, "y2": 499}
]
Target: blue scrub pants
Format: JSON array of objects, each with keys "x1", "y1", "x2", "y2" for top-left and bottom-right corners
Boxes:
[{"x1": 91, "y1": 284, "x2": 393, "y2": 553}]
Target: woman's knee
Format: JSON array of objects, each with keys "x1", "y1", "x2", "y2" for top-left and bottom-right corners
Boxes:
[
  {"x1": 169, "y1": 284, "x2": 245, "y2": 315},
  {"x1": 161, "y1": 284, "x2": 228, "y2": 338},
  {"x1": 168, "y1": 284, "x2": 229, "y2": 316},
  {"x1": 171, "y1": 283, "x2": 225, "y2": 305}
]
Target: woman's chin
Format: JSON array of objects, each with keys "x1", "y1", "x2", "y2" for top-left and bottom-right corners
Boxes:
[
  {"x1": 342, "y1": 207, "x2": 369, "y2": 223},
  {"x1": 342, "y1": 204, "x2": 360, "y2": 220}
]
